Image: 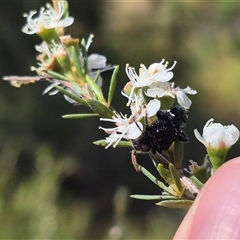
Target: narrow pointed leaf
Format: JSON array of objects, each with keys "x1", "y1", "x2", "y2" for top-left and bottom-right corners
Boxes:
[
  {"x1": 62, "y1": 113, "x2": 99, "y2": 119},
  {"x1": 174, "y1": 140, "x2": 184, "y2": 170},
  {"x1": 85, "y1": 75, "x2": 107, "y2": 104},
  {"x1": 93, "y1": 139, "x2": 132, "y2": 148},
  {"x1": 130, "y1": 194, "x2": 178, "y2": 201},
  {"x1": 80, "y1": 40, "x2": 88, "y2": 74},
  {"x1": 137, "y1": 164, "x2": 178, "y2": 197},
  {"x1": 93, "y1": 70, "x2": 101, "y2": 83},
  {"x1": 54, "y1": 85, "x2": 88, "y2": 106},
  {"x1": 189, "y1": 175, "x2": 204, "y2": 190},
  {"x1": 107, "y1": 65, "x2": 119, "y2": 106},
  {"x1": 182, "y1": 169, "x2": 203, "y2": 190},
  {"x1": 157, "y1": 164, "x2": 172, "y2": 184},
  {"x1": 46, "y1": 70, "x2": 70, "y2": 81},
  {"x1": 156, "y1": 200, "x2": 193, "y2": 208},
  {"x1": 66, "y1": 44, "x2": 84, "y2": 79},
  {"x1": 87, "y1": 99, "x2": 114, "y2": 118},
  {"x1": 169, "y1": 163, "x2": 183, "y2": 195}
]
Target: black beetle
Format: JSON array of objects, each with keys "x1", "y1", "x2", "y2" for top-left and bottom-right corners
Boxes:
[{"x1": 132, "y1": 105, "x2": 189, "y2": 155}]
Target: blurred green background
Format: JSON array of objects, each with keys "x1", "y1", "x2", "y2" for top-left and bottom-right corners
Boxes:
[{"x1": 0, "y1": 1, "x2": 240, "y2": 239}]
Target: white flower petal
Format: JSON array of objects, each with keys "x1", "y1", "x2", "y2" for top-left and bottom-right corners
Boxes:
[
  {"x1": 154, "y1": 71, "x2": 174, "y2": 82},
  {"x1": 203, "y1": 123, "x2": 225, "y2": 148},
  {"x1": 203, "y1": 118, "x2": 214, "y2": 133},
  {"x1": 194, "y1": 129, "x2": 206, "y2": 145},
  {"x1": 175, "y1": 90, "x2": 192, "y2": 109},
  {"x1": 224, "y1": 125, "x2": 240, "y2": 146},
  {"x1": 88, "y1": 54, "x2": 107, "y2": 69},
  {"x1": 48, "y1": 17, "x2": 74, "y2": 28},
  {"x1": 146, "y1": 99, "x2": 161, "y2": 117},
  {"x1": 145, "y1": 88, "x2": 166, "y2": 98},
  {"x1": 182, "y1": 86, "x2": 197, "y2": 95},
  {"x1": 128, "y1": 122, "x2": 143, "y2": 139},
  {"x1": 85, "y1": 34, "x2": 94, "y2": 51},
  {"x1": 133, "y1": 78, "x2": 153, "y2": 88}
]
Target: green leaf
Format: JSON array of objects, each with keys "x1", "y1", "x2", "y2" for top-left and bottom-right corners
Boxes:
[
  {"x1": 93, "y1": 140, "x2": 132, "y2": 148},
  {"x1": 66, "y1": 44, "x2": 84, "y2": 80},
  {"x1": 130, "y1": 194, "x2": 178, "y2": 201},
  {"x1": 183, "y1": 169, "x2": 204, "y2": 189},
  {"x1": 138, "y1": 164, "x2": 178, "y2": 197},
  {"x1": 173, "y1": 140, "x2": 184, "y2": 170},
  {"x1": 87, "y1": 99, "x2": 114, "y2": 118},
  {"x1": 189, "y1": 175, "x2": 204, "y2": 189},
  {"x1": 46, "y1": 71, "x2": 70, "y2": 81},
  {"x1": 70, "y1": 82, "x2": 88, "y2": 97},
  {"x1": 85, "y1": 75, "x2": 107, "y2": 104},
  {"x1": 156, "y1": 199, "x2": 193, "y2": 208},
  {"x1": 157, "y1": 164, "x2": 172, "y2": 184},
  {"x1": 169, "y1": 163, "x2": 183, "y2": 195},
  {"x1": 54, "y1": 85, "x2": 88, "y2": 106},
  {"x1": 62, "y1": 113, "x2": 99, "y2": 119},
  {"x1": 92, "y1": 70, "x2": 101, "y2": 83},
  {"x1": 80, "y1": 39, "x2": 88, "y2": 74},
  {"x1": 107, "y1": 65, "x2": 119, "y2": 106}
]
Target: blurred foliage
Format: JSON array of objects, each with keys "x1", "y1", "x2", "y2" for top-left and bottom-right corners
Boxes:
[{"x1": 0, "y1": 1, "x2": 240, "y2": 239}]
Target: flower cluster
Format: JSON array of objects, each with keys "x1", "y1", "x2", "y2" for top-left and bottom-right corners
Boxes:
[
  {"x1": 99, "y1": 60, "x2": 196, "y2": 148},
  {"x1": 19, "y1": 1, "x2": 115, "y2": 109}
]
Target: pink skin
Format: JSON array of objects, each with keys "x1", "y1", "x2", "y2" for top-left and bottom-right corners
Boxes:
[{"x1": 174, "y1": 157, "x2": 240, "y2": 239}]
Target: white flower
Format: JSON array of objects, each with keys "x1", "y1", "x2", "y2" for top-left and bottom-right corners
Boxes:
[
  {"x1": 99, "y1": 113, "x2": 143, "y2": 148},
  {"x1": 194, "y1": 119, "x2": 240, "y2": 149},
  {"x1": 145, "y1": 84, "x2": 196, "y2": 109},
  {"x1": 125, "y1": 59, "x2": 176, "y2": 106},
  {"x1": 22, "y1": 1, "x2": 74, "y2": 35}
]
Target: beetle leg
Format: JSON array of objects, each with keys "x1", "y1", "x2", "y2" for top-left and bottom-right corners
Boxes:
[{"x1": 131, "y1": 150, "x2": 141, "y2": 172}]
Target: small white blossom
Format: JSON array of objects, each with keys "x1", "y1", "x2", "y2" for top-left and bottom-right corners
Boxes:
[
  {"x1": 99, "y1": 113, "x2": 143, "y2": 148},
  {"x1": 31, "y1": 41, "x2": 66, "y2": 74},
  {"x1": 145, "y1": 84, "x2": 196, "y2": 109},
  {"x1": 194, "y1": 119, "x2": 240, "y2": 149},
  {"x1": 22, "y1": 1, "x2": 74, "y2": 35},
  {"x1": 125, "y1": 60, "x2": 176, "y2": 106}
]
